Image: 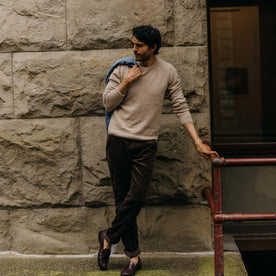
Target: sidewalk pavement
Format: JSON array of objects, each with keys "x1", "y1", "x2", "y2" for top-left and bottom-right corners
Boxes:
[{"x1": 0, "y1": 252, "x2": 247, "y2": 276}]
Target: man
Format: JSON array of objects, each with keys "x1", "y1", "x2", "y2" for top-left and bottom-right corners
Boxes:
[{"x1": 98, "y1": 25, "x2": 218, "y2": 276}]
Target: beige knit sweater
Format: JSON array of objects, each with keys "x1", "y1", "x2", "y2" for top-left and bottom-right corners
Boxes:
[{"x1": 103, "y1": 58, "x2": 193, "y2": 140}]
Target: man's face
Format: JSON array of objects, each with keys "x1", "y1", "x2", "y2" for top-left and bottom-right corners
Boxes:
[{"x1": 132, "y1": 36, "x2": 155, "y2": 62}]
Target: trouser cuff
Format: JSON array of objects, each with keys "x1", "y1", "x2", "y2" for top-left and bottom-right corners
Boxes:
[
  {"x1": 124, "y1": 249, "x2": 141, "y2": 258},
  {"x1": 104, "y1": 230, "x2": 121, "y2": 245}
]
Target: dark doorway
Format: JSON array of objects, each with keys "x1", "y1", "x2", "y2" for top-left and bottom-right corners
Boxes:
[
  {"x1": 208, "y1": 1, "x2": 276, "y2": 275},
  {"x1": 208, "y1": 0, "x2": 276, "y2": 153},
  {"x1": 240, "y1": 250, "x2": 276, "y2": 275}
]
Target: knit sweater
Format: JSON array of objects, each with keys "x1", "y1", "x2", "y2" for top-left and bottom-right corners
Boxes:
[{"x1": 103, "y1": 58, "x2": 193, "y2": 140}]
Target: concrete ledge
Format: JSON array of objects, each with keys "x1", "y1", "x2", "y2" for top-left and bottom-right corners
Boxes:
[{"x1": 0, "y1": 252, "x2": 247, "y2": 276}]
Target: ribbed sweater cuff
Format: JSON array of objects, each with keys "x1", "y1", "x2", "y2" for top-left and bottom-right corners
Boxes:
[{"x1": 178, "y1": 113, "x2": 193, "y2": 125}]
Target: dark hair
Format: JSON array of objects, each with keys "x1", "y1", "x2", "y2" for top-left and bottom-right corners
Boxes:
[{"x1": 132, "y1": 25, "x2": 161, "y2": 55}]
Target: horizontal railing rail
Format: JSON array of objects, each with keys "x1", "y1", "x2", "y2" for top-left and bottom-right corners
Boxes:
[{"x1": 212, "y1": 156, "x2": 276, "y2": 167}]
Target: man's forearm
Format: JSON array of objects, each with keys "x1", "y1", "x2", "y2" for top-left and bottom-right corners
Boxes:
[
  {"x1": 183, "y1": 122, "x2": 219, "y2": 158},
  {"x1": 118, "y1": 78, "x2": 131, "y2": 95},
  {"x1": 183, "y1": 122, "x2": 202, "y2": 145},
  {"x1": 118, "y1": 65, "x2": 142, "y2": 95}
]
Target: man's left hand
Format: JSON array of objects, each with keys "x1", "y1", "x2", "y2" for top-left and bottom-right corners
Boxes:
[{"x1": 196, "y1": 141, "x2": 219, "y2": 160}]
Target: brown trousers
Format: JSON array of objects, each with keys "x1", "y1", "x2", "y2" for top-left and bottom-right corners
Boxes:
[{"x1": 105, "y1": 135, "x2": 157, "y2": 257}]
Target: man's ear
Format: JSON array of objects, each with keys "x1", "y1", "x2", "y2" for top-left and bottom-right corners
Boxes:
[{"x1": 151, "y1": 44, "x2": 157, "y2": 54}]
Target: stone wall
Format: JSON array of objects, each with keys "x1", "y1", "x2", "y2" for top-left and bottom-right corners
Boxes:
[{"x1": 0, "y1": 0, "x2": 212, "y2": 254}]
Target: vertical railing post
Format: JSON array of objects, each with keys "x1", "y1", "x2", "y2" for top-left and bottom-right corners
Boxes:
[{"x1": 213, "y1": 167, "x2": 224, "y2": 276}]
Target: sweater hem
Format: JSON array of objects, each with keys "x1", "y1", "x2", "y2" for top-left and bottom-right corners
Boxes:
[{"x1": 108, "y1": 130, "x2": 158, "y2": 141}]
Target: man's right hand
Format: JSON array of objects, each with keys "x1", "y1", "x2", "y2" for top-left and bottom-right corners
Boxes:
[
  {"x1": 125, "y1": 65, "x2": 142, "y2": 83},
  {"x1": 118, "y1": 65, "x2": 142, "y2": 95}
]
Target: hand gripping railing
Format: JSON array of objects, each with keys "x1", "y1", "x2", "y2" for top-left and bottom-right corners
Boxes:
[{"x1": 202, "y1": 155, "x2": 276, "y2": 276}]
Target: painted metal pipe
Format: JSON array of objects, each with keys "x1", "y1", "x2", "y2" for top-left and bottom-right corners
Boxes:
[
  {"x1": 214, "y1": 222, "x2": 224, "y2": 276},
  {"x1": 212, "y1": 157, "x2": 276, "y2": 167},
  {"x1": 202, "y1": 189, "x2": 276, "y2": 222},
  {"x1": 202, "y1": 187, "x2": 214, "y2": 214},
  {"x1": 212, "y1": 166, "x2": 224, "y2": 275},
  {"x1": 213, "y1": 167, "x2": 223, "y2": 213},
  {"x1": 214, "y1": 213, "x2": 276, "y2": 222}
]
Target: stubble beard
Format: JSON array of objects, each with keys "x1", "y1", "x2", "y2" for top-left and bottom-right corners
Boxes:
[{"x1": 135, "y1": 53, "x2": 151, "y2": 62}]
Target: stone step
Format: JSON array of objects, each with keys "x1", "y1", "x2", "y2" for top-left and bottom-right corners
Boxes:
[{"x1": 0, "y1": 252, "x2": 247, "y2": 276}]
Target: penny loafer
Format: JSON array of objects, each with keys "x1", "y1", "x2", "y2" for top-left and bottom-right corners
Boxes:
[
  {"x1": 97, "y1": 230, "x2": 111, "y2": 270},
  {"x1": 121, "y1": 257, "x2": 142, "y2": 276}
]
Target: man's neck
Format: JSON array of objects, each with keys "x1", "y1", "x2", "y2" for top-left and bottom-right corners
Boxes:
[{"x1": 140, "y1": 55, "x2": 157, "y2": 67}]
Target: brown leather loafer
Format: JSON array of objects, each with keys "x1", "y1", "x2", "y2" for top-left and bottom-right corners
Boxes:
[
  {"x1": 97, "y1": 230, "x2": 111, "y2": 270},
  {"x1": 121, "y1": 257, "x2": 142, "y2": 276}
]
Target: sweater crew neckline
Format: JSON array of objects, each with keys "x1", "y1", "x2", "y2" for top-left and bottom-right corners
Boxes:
[{"x1": 138, "y1": 58, "x2": 159, "y2": 72}]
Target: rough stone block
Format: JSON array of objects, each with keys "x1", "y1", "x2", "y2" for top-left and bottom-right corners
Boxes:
[
  {"x1": 80, "y1": 117, "x2": 113, "y2": 206},
  {"x1": 0, "y1": 210, "x2": 11, "y2": 251},
  {"x1": 8, "y1": 205, "x2": 212, "y2": 254},
  {"x1": 159, "y1": 46, "x2": 209, "y2": 112},
  {"x1": 13, "y1": 49, "x2": 132, "y2": 118},
  {"x1": 9, "y1": 207, "x2": 112, "y2": 254},
  {"x1": 0, "y1": 118, "x2": 81, "y2": 207},
  {"x1": 13, "y1": 47, "x2": 208, "y2": 118},
  {"x1": 0, "y1": 0, "x2": 66, "y2": 52},
  {"x1": 67, "y1": 0, "x2": 174, "y2": 50},
  {"x1": 147, "y1": 113, "x2": 211, "y2": 205},
  {"x1": 174, "y1": 0, "x2": 208, "y2": 46},
  {"x1": 138, "y1": 205, "x2": 212, "y2": 252},
  {"x1": 0, "y1": 54, "x2": 13, "y2": 118}
]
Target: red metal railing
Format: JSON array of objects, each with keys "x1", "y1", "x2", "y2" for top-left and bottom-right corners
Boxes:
[{"x1": 202, "y1": 156, "x2": 276, "y2": 276}]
